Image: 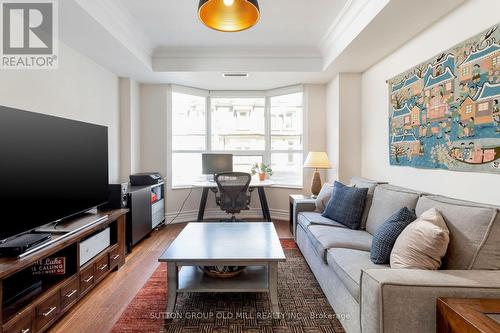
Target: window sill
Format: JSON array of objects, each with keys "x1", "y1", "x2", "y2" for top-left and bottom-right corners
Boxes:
[
  {"x1": 171, "y1": 185, "x2": 195, "y2": 190},
  {"x1": 170, "y1": 184, "x2": 304, "y2": 190},
  {"x1": 271, "y1": 184, "x2": 303, "y2": 190}
]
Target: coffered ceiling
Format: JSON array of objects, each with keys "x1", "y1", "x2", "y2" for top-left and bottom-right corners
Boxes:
[
  {"x1": 59, "y1": 0, "x2": 466, "y2": 89},
  {"x1": 120, "y1": 0, "x2": 346, "y2": 48}
]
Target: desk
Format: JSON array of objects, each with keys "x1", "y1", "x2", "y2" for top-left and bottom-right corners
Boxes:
[{"x1": 191, "y1": 179, "x2": 274, "y2": 222}]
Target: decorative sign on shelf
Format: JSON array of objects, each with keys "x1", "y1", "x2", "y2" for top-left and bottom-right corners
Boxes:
[
  {"x1": 387, "y1": 24, "x2": 500, "y2": 173},
  {"x1": 31, "y1": 257, "x2": 66, "y2": 276}
]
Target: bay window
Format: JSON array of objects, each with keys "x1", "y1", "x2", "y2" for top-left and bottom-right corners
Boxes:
[
  {"x1": 170, "y1": 87, "x2": 304, "y2": 188},
  {"x1": 270, "y1": 92, "x2": 304, "y2": 186}
]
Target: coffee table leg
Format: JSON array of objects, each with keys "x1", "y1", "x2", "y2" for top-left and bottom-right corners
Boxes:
[
  {"x1": 269, "y1": 262, "x2": 280, "y2": 314},
  {"x1": 166, "y1": 262, "x2": 178, "y2": 315}
]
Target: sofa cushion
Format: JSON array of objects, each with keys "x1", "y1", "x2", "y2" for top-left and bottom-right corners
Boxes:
[
  {"x1": 305, "y1": 224, "x2": 373, "y2": 263},
  {"x1": 365, "y1": 185, "x2": 421, "y2": 235},
  {"x1": 391, "y1": 207, "x2": 450, "y2": 270},
  {"x1": 315, "y1": 182, "x2": 334, "y2": 213},
  {"x1": 350, "y1": 177, "x2": 387, "y2": 230},
  {"x1": 416, "y1": 195, "x2": 499, "y2": 270},
  {"x1": 370, "y1": 207, "x2": 417, "y2": 264},
  {"x1": 297, "y1": 211, "x2": 347, "y2": 230},
  {"x1": 322, "y1": 181, "x2": 368, "y2": 229},
  {"x1": 327, "y1": 248, "x2": 388, "y2": 302}
]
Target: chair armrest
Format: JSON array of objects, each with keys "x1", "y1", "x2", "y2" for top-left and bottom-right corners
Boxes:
[
  {"x1": 360, "y1": 269, "x2": 500, "y2": 333},
  {"x1": 292, "y1": 200, "x2": 316, "y2": 238}
]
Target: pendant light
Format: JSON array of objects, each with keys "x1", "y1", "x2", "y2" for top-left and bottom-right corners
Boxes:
[{"x1": 198, "y1": 0, "x2": 260, "y2": 32}]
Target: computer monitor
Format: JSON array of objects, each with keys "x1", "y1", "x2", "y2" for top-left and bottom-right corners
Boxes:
[{"x1": 202, "y1": 153, "x2": 233, "y2": 175}]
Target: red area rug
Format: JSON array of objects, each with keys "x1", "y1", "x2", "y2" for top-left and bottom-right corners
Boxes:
[{"x1": 111, "y1": 239, "x2": 337, "y2": 333}]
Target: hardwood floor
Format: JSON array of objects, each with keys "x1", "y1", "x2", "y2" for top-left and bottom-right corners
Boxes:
[{"x1": 48, "y1": 220, "x2": 293, "y2": 333}]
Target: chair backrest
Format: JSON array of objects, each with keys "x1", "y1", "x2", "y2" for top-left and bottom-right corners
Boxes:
[{"x1": 215, "y1": 172, "x2": 251, "y2": 214}]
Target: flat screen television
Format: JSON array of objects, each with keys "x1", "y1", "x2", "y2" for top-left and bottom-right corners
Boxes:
[{"x1": 0, "y1": 105, "x2": 109, "y2": 242}]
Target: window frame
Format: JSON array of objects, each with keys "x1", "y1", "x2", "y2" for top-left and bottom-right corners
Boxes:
[{"x1": 168, "y1": 85, "x2": 305, "y2": 189}]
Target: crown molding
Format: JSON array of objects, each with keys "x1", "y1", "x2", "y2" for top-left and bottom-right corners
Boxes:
[
  {"x1": 154, "y1": 47, "x2": 322, "y2": 59},
  {"x1": 74, "y1": 0, "x2": 154, "y2": 68},
  {"x1": 152, "y1": 47, "x2": 323, "y2": 72},
  {"x1": 319, "y1": 0, "x2": 390, "y2": 70}
]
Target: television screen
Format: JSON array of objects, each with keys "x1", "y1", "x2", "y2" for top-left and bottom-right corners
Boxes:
[
  {"x1": 202, "y1": 153, "x2": 233, "y2": 175},
  {"x1": 0, "y1": 106, "x2": 109, "y2": 242}
]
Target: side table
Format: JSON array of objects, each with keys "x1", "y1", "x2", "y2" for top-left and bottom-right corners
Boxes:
[
  {"x1": 289, "y1": 194, "x2": 316, "y2": 237},
  {"x1": 437, "y1": 298, "x2": 500, "y2": 332}
]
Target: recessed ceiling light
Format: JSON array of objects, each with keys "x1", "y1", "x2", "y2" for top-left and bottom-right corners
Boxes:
[
  {"x1": 222, "y1": 73, "x2": 249, "y2": 78},
  {"x1": 198, "y1": 0, "x2": 260, "y2": 32}
]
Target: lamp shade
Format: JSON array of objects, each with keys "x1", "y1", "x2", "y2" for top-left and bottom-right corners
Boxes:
[
  {"x1": 198, "y1": 0, "x2": 260, "y2": 32},
  {"x1": 303, "y1": 152, "x2": 331, "y2": 169}
]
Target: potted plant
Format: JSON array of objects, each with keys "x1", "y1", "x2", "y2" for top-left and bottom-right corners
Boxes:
[{"x1": 251, "y1": 162, "x2": 273, "y2": 181}]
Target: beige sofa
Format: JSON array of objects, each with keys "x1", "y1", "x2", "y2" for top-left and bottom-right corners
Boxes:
[{"x1": 293, "y1": 177, "x2": 500, "y2": 333}]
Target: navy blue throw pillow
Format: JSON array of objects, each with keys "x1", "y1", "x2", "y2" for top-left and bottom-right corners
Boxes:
[
  {"x1": 370, "y1": 207, "x2": 417, "y2": 264},
  {"x1": 321, "y1": 181, "x2": 368, "y2": 229}
]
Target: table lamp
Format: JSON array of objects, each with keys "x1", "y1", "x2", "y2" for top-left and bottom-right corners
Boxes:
[{"x1": 303, "y1": 152, "x2": 331, "y2": 197}]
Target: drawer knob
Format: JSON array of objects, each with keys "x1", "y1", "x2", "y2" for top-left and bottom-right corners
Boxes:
[
  {"x1": 84, "y1": 276, "x2": 93, "y2": 283},
  {"x1": 65, "y1": 289, "x2": 77, "y2": 298},
  {"x1": 21, "y1": 329, "x2": 30, "y2": 333},
  {"x1": 98, "y1": 264, "x2": 108, "y2": 271},
  {"x1": 42, "y1": 306, "x2": 57, "y2": 317},
  {"x1": 111, "y1": 254, "x2": 120, "y2": 260}
]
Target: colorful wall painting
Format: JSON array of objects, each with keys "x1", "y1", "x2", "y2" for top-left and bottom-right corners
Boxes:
[{"x1": 388, "y1": 24, "x2": 500, "y2": 173}]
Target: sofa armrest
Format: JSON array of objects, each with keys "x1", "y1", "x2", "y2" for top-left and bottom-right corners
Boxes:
[
  {"x1": 292, "y1": 200, "x2": 316, "y2": 239},
  {"x1": 360, "y1": 269, "x2": 500, "y2": 333}
]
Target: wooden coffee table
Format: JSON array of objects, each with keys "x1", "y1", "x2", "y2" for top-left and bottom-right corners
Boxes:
[
  {"x1": 158, "y1": 222, "x2": 286, "y2": 315},
  {"x1": 437, "y1": 298, "x2": 500, "y2": 332}
]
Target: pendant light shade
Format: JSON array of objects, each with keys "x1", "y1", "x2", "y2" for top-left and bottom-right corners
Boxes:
[{"x1": 198, "y1": 0, "x2": 260, "y2": 32}]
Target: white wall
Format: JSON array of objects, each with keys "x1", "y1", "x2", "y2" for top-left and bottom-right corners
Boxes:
[
  {"x1": 361, "y1": 0, "x2": 500, "y2": 205},
  {"x1": 326, "y1": 73, "x2": 362, "y2": 183},
  {"x1": 0, "y1": 42, "x2": 120, "y2": 182},
  {"x1": 119, "y1": 77, "x2": 141, "y2": 180},
  {"x1": 140, "y1": 84, "x2": 168, "y2": 176},
  {"x1": 139, "y1": 83, "x2": 327, "y2": 221}
]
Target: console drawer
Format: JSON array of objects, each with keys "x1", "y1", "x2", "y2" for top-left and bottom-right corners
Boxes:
[
  {"x1": 35, "y1": 292, "x2": 59, "y2": 332},
  {"x1": 109, "y1": 247, "x2": 121, "y2": 268},
  {"x1": 94, "y1": 255, "x2": 109, "y2": 282},
  {"x1": 79, "y1": 228, "x2": 110, "y2": 266},
  {"x1": 3, "y1": 308, "x2": 33, "y2": 333},
  {"x1": 60, "y1": 276, "x2": 79, "y2": 311},
  {"x1": 80, "y1": 264, "x2": 95, "y2": 295}
]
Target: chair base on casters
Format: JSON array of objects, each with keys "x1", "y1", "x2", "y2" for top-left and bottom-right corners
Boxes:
[{"x1": 220, "y1": 215, "x2": 247, "y2": 222}]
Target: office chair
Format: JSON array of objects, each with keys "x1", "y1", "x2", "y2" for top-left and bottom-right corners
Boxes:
[{"x1": 215, "y1": 172, "x2": 252, "y2": 222}]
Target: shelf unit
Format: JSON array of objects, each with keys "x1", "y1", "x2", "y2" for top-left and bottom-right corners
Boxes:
[
  {"x1": 178, "y1": 266, "x2": 269, "y2": 293},
  {"x1": 151, "y1": 183, "x2": 165, "y2": 229},
  {"x1": 126, "y1": 182, "x2": 165, "y2": 253},
  {"x1": 0, "y1": 209, "x2": 127, "y2": 333}
]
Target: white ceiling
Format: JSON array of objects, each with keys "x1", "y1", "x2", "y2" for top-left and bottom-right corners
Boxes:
[
  {"x1": 120, "y1": 0, "x2": 347, "y2": 48},
  {"x1": 59, "y1": 0, "x2": 466, "y2": 89}
]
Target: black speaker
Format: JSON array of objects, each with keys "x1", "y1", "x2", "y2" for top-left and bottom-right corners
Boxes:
[{"x1": 103, "y1": 183, "x2": 129, "y2": 209}]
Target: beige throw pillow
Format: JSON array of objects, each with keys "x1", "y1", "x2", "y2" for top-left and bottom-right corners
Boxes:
[
  {"x1": 390, "y1": 207, "x2": 450, "y2": 270},
  {"x1": 315, "y1": 182, "x2": 334, "y2": 213}
]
